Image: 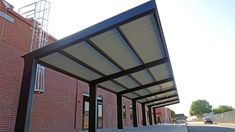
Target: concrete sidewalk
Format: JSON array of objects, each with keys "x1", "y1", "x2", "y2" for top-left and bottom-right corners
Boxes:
[{"x1": 94, "y1": 124, "x2": 188, "y2": 132}]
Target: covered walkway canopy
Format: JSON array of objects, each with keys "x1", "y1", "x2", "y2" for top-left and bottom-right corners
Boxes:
[{"x1": 15, "y1": 1, "x2": 179, "y2": 132}]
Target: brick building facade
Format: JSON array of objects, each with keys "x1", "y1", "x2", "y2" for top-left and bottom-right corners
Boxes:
[{"x1": 0, "y1": 1, "x2": 172, "y2": 131}]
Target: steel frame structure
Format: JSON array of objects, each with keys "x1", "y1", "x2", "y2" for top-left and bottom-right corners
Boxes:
[{"x1": 15, "y1": 1, "x2": 179, "y2": 132}]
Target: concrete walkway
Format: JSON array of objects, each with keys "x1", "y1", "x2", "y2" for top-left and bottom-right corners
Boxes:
[{"x1": 95, "y1": 124, "x2": 188, "y2": 132}]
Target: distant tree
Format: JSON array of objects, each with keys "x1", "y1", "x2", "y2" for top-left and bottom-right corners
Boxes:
[
  {"x1": 170, "y1": 109, "x2": 176, "y2": 119},
  {"x1": 213, "y1": 105, "x2": 234, "y2": 114},
  {"x1": 189, "y1": 100, "x2": 212, "y2": 118}
]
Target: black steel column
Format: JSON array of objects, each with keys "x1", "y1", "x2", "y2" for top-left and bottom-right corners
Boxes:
[
  {"x1": 148, "y1": 106, "x2": 153, "y2": 125},
  {"x1": 153, "y1": 108, "x2": 157, "y2": 125},
  {"x1": 89, "y1": 83, "x2": 97, "y2": 132},
  {"x1": 117, "y1": 94, "x2": 123, "y2": 129},
  {"x1": 141, "y1": 103, "x2": 146, "y2": 126},
  {"x1": 132, "y1": 100, "x2": 138, "y2": 127},
  {"x1": 15, "y1": 59, "x2": 37, "y2": 132}
]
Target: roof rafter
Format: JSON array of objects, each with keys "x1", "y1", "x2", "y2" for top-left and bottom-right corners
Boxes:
[
  {"x1": 133, "y1": 87, "x2": 176, "y2": 100},
  {"x1": 152, "y1": 101, "x2": 179, "y2": 109},
  {"x1": 118, "y1": 77, "x2": 173, "y2": 94},
  {"x1": 91, "y1": 57, "x2": 168, "y2": 84},
  {"x1": 142, "y1": 94, "x2": 178, "y2": 105},
  {"x1": 149, "y1": 99, "x2": 179, "y2": 107}
]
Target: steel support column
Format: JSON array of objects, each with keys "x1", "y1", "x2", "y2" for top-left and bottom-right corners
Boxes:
[
  {"x1": 132, "y1": 100, "x2": 138, "y2": 127},
  {"x1": 15, "y1": 59, "x2": 37, "y2": 132},
  {"x1": 148, "y1": 106, "x2": 153, "y2": 125},
  {"x1": 153, "y1": 108, "x2": 157, "y2": 125},
  {"x1": 89, "y1": 83, "x2": 97, "y2": 132},
  {"x1": 141, "y1": 103, "x2": 147, "y2": 126},
  {"x1": 117, "y1": 94, "x2": 123, "y2": 129}
]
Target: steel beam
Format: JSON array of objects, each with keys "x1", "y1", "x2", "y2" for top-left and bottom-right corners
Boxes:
[
  {"x1": 133, "y1": 88, "x2": 176, "y2": 100},
  {"x1": 118, "y1": 77, "x2": 173, "y2": 94},
  {"x1": 117, "y1": 94, "x2": 123, "y2": 129},
  {"x1": 153, "y1": 108, "x2": 157, "y2": 125},
  {"x1": 15, "y1": 59, "x2": 37, "y2": 132},
  {"x1": 142, "y1": 94, "x2": 178, "y2": 105},
  {"x1": 148, "y1": 106, "x2": 153, "y2": 125},
  {"x1": 91, "y1": 58, "x2": 168, "y2": 84},
  {"x1": 132, "y1": 100, "x2": 138, "y2": 127},
  {"x1": 149, "y1": 99, "x2": 179, "y2": 107},
  {"x1": 141, "y1": 103, "x2": 147, "y2": 126},
  {"x1": 152, "y1": 102, "x2": 179, "y2": 109},
  {"x1": 88, "y1": 83, "x2": 97, "y2": 132}
]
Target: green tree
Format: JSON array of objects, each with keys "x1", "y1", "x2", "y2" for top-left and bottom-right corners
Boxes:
[
  {"x1": 170, "y1": 109, "x2": 176, "y2": 119},
  {"x1": 213, "y1": 105, "x2": 234, "y2": 114},
  {"x1": 189, "y1": 100, "x2": 212, "y2": 118}
]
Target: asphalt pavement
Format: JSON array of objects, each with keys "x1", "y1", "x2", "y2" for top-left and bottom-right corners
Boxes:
[{"x1": 187, "y1": 123, "x2": 235, "y2": 132}]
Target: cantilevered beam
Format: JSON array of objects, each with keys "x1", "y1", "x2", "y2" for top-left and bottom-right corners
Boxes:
[
  {"x1": 149, "y1": 99, "x2": 179, "y2": 107},
  {"x1": 152, "y1": 101, "x2": 179, "y2": 109},
  {"x1": 142, "y1": 94, "x2": 178, "y2": 105},
  {"x1": 132, "y1": 87, "x2": 176, "y2": 100},
  {"x1": 118, "y1": 77, "x2": 173, "y2": 94},
  {"x1": 91, "y1": 58, "x2": 168, "y2": 84}
]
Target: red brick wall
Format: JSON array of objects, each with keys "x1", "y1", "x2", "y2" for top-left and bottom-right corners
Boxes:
[
  {"x1": 0, "y1": 2, "x2": 144, "y2": 132},
  {"x1": 155, "y1": 107, "x2": 172, "y2": 124}
]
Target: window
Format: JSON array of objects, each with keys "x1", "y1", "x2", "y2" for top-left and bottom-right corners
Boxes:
[
  {"x1": 82, "y1": 95, "x2": 103, "y2": 130},
  {"x1": 97, "y1": 99, "x2": 103, "y2": 129},
  {"x1": 123, "y1": 104, "x2": 126, "y2": 119},
  {"x1": 130, "y1": 105, "x2": 133, "y2": 125},
  {"x1": 82, "y1": 96, "x2": 89, "y2": 129}
]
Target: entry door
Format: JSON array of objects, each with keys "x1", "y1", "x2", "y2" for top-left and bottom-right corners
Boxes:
[{"x1": 82, "y1": 96, "x2": 103, "y2": 130}]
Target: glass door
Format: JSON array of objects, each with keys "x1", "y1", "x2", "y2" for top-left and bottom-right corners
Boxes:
[{"x1": 82, "y1": 95, "x2": 103, "y2": 130}]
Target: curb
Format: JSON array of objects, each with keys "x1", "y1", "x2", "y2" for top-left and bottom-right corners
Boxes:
[{"x1": 185, "y1": 123, "x2": 189, "y2": 132}]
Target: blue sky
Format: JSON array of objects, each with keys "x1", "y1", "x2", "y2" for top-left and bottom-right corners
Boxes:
[{"x1": 7, "y1": 0, "x2": 235, "y2": 116}]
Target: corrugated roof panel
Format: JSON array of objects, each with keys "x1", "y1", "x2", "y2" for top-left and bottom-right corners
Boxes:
[
  {"x1": 160, "y1": 81, "x2": 175, "y2": 89},
  {"x1": 125, "y1": 93, "x2": 139, "y2": 99},
  {"x1": 90, "y1": 29, "x2": 142, "y2": 69},
  {"x1": 146, "y1": 85, "x2": 161, "y2": 93},
  {"x1": 149, "y1": 63, "x2": 172, "y2": 81},
  {"x1": 155, "y1": 100, "x2": 179, "y2": 107},
  {"x1": 40, "y1": 52, "x2": 101, "y2": 80},
  {"x1": 131, "y1": 70, "x2": 155, "y2": 85},
  {"x1": 140, "y1": 95, "x2": 158, "y2": 103},
  {"x1": 99, "y1": 81, "x2": 126, "y2": 92},
  {"x1": 63, "y1": 41, "x2": 121, "y2": 75},
  {"x1": 146, "y1": 96, "x2": 179, "y2": 106},
  {"x1": 114, "y1": 75, "x2": 139, "y2": 88},
  {"x1": 134, "y1": 89, "x2": 150, "y2": 96},
  {"x1": 120, "y1": 14, "x2": 164, "y2": 63}
]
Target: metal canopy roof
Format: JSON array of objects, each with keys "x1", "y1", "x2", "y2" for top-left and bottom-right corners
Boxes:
[{"x1": 24, "y1": 0, "x2": 179, "y2": 107}]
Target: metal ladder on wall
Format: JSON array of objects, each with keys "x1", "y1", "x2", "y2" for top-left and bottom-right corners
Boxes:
[{"x1": 18, "y1": 0, "x2": 51, "y2": 93}]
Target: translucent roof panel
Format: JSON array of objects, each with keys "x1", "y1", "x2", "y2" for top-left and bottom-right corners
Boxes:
[
  {"x1": 149, "y1": 63, "x2": 172, "y2": 81},
  {"x1": 146, "y1": 96, "x2": 179, "y2": 106},
  {"x1": 146, "y1": 85, "x2": 161, "y2": 93},
  {"x1": 90, "y1": 29, "x2": 141, "y2": 69},
  {"x1": 99, "y1": 81, "x2": 126, "y2": 92},
  {"x1": 114, "y1": 75, "x2": 139, "y2": 88},
  {"x1": 40, "y1": 52, "x2": 101, "y2": 81},
  {"x1": 160, "y1": 81, "x2": 175, "y2": 89},
  {"x1": 120, "y1": 14, "x2": 165, "y2": 63},
  {"x1": 154, "y1": 100, "x2": 179, "y2": 108},
  {"x1": 131, "y1": 70, "x2": 155, "y2": 85},
  {"x1": 125, "y1": 93, "x2": 139, "y2": 99},
  {"x1": 63, "y1": 41, "x2": 121, "y2": 75}
]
